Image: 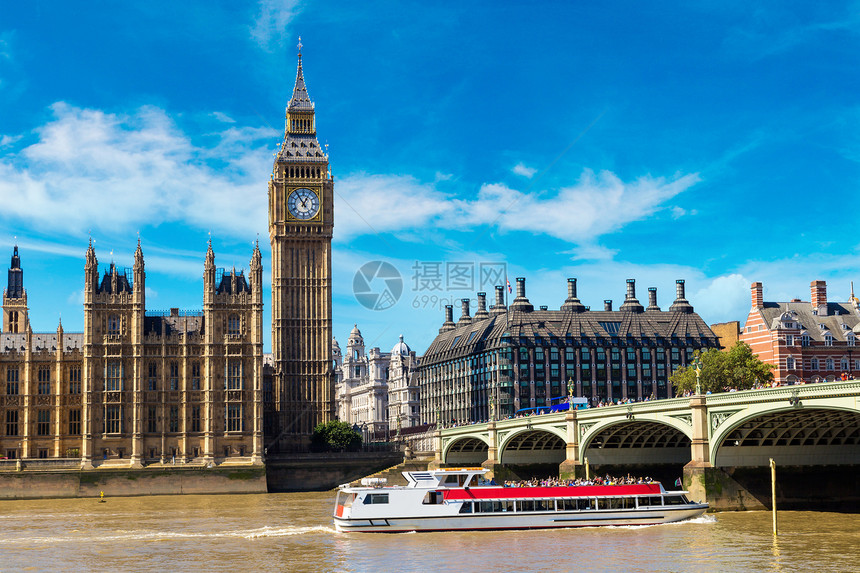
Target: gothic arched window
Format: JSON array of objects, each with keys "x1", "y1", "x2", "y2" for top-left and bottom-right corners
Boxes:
[{"x1": 228, "y1": 314, "x2": 241, "y2": 335}]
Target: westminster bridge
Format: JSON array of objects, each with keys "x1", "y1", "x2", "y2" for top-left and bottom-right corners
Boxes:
[{"x1": 432, "y1": 380, "x2": 860, "y2": 510}]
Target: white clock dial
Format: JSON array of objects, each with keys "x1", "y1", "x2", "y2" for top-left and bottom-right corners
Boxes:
[{"x1": 287, "y1": 188, "x2": 320, "y2": 220}]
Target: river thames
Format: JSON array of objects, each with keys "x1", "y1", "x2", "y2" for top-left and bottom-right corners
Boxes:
[{"x1": 2, "y1": 492, "x2": 858, "y2": 572}]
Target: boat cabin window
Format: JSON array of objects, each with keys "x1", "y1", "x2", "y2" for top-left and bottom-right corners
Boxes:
[
  {"x1": 340, "y1": 493, "x2": 355, "y2": 508},
  {"x1": 557, "y1": 499, "x2": 593, "y2": 511},
  {"x1": 517, "y1": 500, "x2": 536, "y2": 512},
  {"x1": 459, "y1": 502, "x2": 473, "y2": 513},
  {"x1": 441, "y1": 474, "x2": 469, "y2": 487},
  {"x1": 422, "y1": 491, "x2": 444, "y2": 505},
  {"x1": 663, "y1": 495, "x2": 689, "y2": 505},
  {"x1": 363, "y1": 493, "x2": 389, "y2": 505},
  {"x1": 638, "y1": 496, "x2": 663, "y2": 507},
  {"x1": 469, "y1": 500, "x2": 514, "y2": 513}
]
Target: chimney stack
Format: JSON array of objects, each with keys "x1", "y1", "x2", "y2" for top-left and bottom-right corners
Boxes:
[
  {"x1": 620, "y1": 278, "x2": 644, "y2": 312},
  {"x1": 646, "y1": 287, "x2": 660, "y2": 311},
  {"x1": 491, "y1": 285, "x2": 507, "y2": 315},
  {"x1": 811, "y1": 280, "x2": 827, "y2": 316},
  {"x1": 439, "y1": 304, "x2": 456, "y2": 333},
  {"x1": 474, "y1": 292, "x2": 489, "y2": 320},
  {"x1": 604, "y1": 300, "x2": 613, "y2": 311},
  {"x1": 510, "y1": 277, "x2": 534, "y2": 312},
  {"x1": 751, "y1": 282, "x2": 763, "y2": 309},
  {"x1": 457, "y1": 298, "x2": 472, "y2": 326},
  {"x1": 561, "y1": 277, "x2": 585, "y2": 312},
  {"x1": 669, "y1": 279, "x2": 694, "y2": 313}
]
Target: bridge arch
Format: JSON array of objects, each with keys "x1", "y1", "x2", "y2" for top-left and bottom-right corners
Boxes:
[
  {"x1": 580, "y1": 419, "x2": 692, "y2": 466},
  {"x1": 442, "y1": 434, "x2": 489, "y2": 465},
  {"x1": 498, "y1": 427, "x2": 567, "y2": 465},
  {"x1": 711, "y1": 406, "x2": 860, "y2": 467}
]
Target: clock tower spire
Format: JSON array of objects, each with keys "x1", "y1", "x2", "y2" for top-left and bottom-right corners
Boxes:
[{"x1": 267, "y1": 39, "x2": 334, "y2": 449}]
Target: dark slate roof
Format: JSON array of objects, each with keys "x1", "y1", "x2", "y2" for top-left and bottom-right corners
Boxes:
[
  {"x1": 98, "y1": 265, "x2": 132, "y2": 294},
  {"x1": 0, "y1": 332, "x2": 84, "y2": 353},
  {"x1": 277, "y1": 134, "x2": 327, "y2": 163},
  {"x1": 276, "y1": 53, "x2": 327, "y2": 165},
  {"x1": 6, "y1": 245, "x2": 23, "y2": 298},
  {"x1": 421, "y1": 306, "x2": 719, "y2": 365},
  {"x1": 216, "y1": 271, "x2": 250, "y2": 295},
  {"x1": 288, "y1": 54, "x2": 314, "y2": 112},
  {"x1": 758, "y1": 301, "x2": 860, "y2": 342},
  {"x1": 144, "y1": 315, "x2": 205, "y2": 337}
]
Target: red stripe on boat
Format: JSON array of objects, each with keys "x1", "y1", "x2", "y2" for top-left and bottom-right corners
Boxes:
[{"x1": 442, "y1": 483, "x2": 661, "y2": 501}]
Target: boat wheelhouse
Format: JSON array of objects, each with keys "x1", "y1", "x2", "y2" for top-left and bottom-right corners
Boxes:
[{"x1": 334, "y1": 467, "x2": 708, "y2": 533}]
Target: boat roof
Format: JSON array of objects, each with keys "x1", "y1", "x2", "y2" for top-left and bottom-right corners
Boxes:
[
  {"x1": 442, "y1": 483, "x2": 665, "y2": 501},
  {"x1": 404, "y1": 467, "x2": 488, "y2": 488}
]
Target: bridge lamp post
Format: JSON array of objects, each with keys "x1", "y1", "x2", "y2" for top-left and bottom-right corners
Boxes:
[{"x1": 693, "y1": 356, "x2": 703, "y2": 395}]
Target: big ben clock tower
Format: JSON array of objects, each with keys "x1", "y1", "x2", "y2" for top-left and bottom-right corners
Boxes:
[{"x1": 268, "y1": 39, "x2": 334, "y2": 448}]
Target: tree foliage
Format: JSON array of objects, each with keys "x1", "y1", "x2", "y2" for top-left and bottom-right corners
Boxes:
[
  {"x1": 670, "y1": 342, "x2": 774, "y2": 394},
  {"x1": 311, "y1": 420, "x2": 362, "y2": 452}
]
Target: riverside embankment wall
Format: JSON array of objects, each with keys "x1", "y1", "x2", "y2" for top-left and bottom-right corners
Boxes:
[
  {"x1": 0, "y1": 466, "x2": 268, "y2": 499},
  {"x1": 265, "y1": 452, "x2": 404, "y2": 492},
  {"x1": 0, "y1": 452, "x2": 405, "y2": 498}
]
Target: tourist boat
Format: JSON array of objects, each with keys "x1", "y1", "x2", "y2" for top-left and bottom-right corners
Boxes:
[{"x1": 333, "y1": 467, "x2": 708, "y2": 533}]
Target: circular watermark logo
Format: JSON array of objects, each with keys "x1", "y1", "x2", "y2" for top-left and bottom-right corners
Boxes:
[{"x1": 353, "y1": 261, "x2": 403, "y2": 311}]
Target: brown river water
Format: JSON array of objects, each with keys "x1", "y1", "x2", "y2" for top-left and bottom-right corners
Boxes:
[{"x1": 1, "y1": 492, "x2": 858, "y2": 572}]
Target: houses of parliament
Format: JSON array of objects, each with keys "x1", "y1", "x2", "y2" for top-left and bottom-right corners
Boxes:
[{"x1": 0, "y1": 47, "x2": 334, "y2": 466}]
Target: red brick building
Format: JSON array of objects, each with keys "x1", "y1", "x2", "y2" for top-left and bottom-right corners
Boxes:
[{"x1": 739, "y1": 280, "x2": 860, "y2": 384}]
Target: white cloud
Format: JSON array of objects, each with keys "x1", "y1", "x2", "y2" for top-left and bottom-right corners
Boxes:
[
  {"x1": 512, "y1": 162, "x2": 537, "y2": 178},
  {"x1": 0, "y1": 134, "x2": 21, "y2": 147},
  {"x1": 335, "y1": 168, "x2": 700, "y2": 244},
  {"x1": 334, "y1": 173, "x2": 453, "y2": 240},
  {"x1": 565, "y1": 244, "x2": 618, "y2": 261},
  {"x1": 691, "y1": 274, "x2": 752, "y2": 325},
  {"x1": 250, "y1": 0, "x2": 302, "y2": 51},
  {"x1": 210, "y1": 111, "x2": 236, "y2": 123},
  {"x1": 460, "y1": 169, "x2": 700, "y2": 243},
  {"x1": 0, "y1": 102, "x2": 276, "y2": 238}
]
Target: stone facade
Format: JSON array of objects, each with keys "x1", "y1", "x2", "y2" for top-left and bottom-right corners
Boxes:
[
  {"x1": 418, "y1": 278, "x2": 720, "y2": 425},
  {"x1": 333, "y1": 327, "x2": 420, "y2": 437},
  {"x1": 740, "y1": 280, "x2": 860, "y2": 383},
  {"x1": 267, "y1": 44, "x2": 335, "y2": 448},
  {"x1": 0, "y1": 242, "x2": 263, "y2": 467}
]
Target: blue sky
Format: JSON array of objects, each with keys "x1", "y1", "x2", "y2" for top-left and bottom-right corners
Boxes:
[{"x1": 1, "y1": 1, "x2": 859, "y2": 354}]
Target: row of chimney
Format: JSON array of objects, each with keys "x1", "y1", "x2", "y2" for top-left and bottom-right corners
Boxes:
[
  {"x1": 751, "y1": 280, "x2": 830, "y2": 316},
  {"x1": 440, "y1": 277, "x2": 694, "y2": 332}
]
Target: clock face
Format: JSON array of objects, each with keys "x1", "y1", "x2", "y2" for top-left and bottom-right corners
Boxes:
[{"x1": 287, "y1": 188, "x2": 320, "y2": 220}]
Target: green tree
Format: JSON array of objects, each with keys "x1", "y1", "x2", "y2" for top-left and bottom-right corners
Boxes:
[
  {"x1": 671, "y1": 342, "x2": 773, "y2": 394},
  {"x1": 311, "y1": 420, "x2": 362, "y2": 452}
]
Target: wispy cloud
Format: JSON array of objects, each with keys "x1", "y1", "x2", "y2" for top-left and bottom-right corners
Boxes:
[
  {"x1": 0, "y1": 134, "x2": 21, "y2": 147},
  {"x1": 336, "y1": 169, "x2": 700, "y2": 244},
  {"x1": 460, "y1": 170, "x2": 700, "y2": 243},
  {"x1": 0, "y1": 102, "x2": 276, "y2": 239},
  {"x1": 512, "y1": 162, "x2": 537, "y2": 178},
  {"x1": 250, "y1": 0, "x2": 302, "y2": 52}
]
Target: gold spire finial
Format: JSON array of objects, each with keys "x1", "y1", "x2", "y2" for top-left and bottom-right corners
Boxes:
[{"x1": 297, "y1": 36, "x2": 302, "y2": 56}]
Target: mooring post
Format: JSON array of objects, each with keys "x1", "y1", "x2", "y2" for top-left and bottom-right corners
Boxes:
[{"x1": 770, "y1": 458, "x2": 778, "y2": 535}]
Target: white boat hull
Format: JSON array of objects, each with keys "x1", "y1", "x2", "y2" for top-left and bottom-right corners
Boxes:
[{"x1": 334, "y1": 504, "x2": 709, "y2": 533}]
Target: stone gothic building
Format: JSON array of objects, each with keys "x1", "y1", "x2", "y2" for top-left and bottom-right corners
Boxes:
[{"x1": 0, "y1": 242, "x2": 263, "y2": 466}]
